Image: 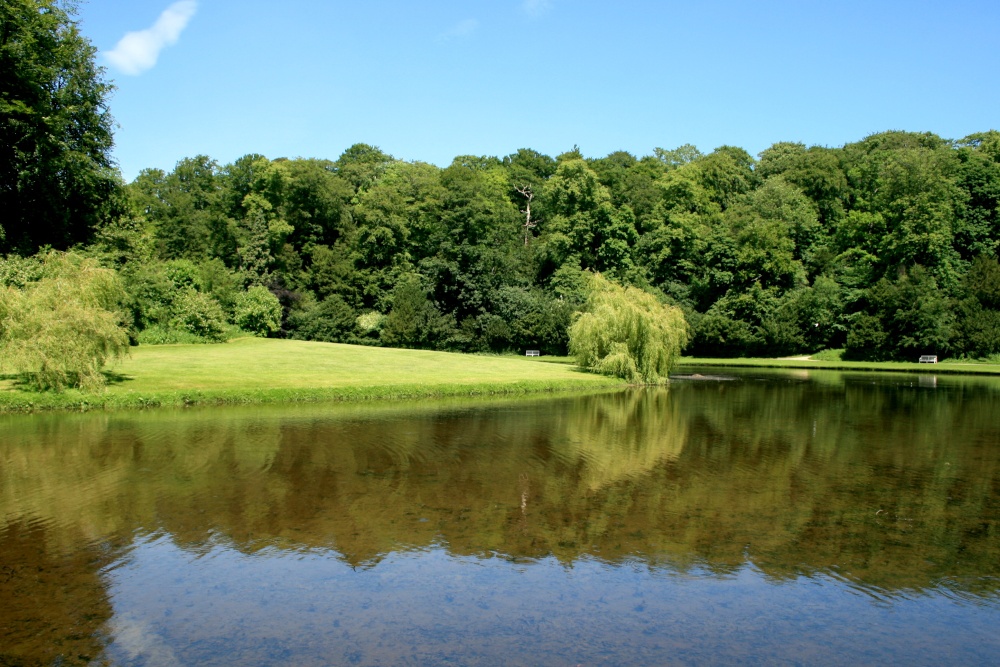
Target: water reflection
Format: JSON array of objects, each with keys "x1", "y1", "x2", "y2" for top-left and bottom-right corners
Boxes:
[{"x1": 1, "y1": 372, "x2": 999, "y2": 664}]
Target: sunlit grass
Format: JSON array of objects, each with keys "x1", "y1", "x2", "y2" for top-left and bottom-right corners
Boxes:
[
  {"x1": 8, "y1": 337, "x2": 1000, "y2": 414},
  {"x1": 0, "y1": 337, "x2": 623, "y2": 412},
  {"x1": 678, "y1": 356, "x2": 1000, "y2": 375}
]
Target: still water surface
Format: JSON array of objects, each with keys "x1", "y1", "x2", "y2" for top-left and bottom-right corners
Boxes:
[{"x1": 1, "y1": 368, "x2": 999, "y2": 665}]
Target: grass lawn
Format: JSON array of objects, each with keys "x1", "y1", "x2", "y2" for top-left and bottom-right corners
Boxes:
[
  {"x1": 678, "y1": 356, "x2": 1000, "y2": 375},
  {"x1": 0, "y1": 338, "x2": 623, "y2": 412},
  {"x1": 6, "y1": 339, "x2": 998, "y2": 414}
]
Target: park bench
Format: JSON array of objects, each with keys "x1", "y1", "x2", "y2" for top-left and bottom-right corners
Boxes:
[
  {"x1": 525, "y1": 350, "x2": 540, "y2": 357},
  {"x1": 918, "y1": 355, "x2": 938, "y2": 364}
]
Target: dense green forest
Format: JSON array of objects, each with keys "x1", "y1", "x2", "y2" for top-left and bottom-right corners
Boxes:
[{"x1": 4, "y1": 1, "x2": 1000, "y2": 362}]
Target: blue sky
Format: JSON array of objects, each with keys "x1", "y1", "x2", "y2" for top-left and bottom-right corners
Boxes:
[{"x1": 76, "y1": 0, "x2": 1000, "y2": 182}]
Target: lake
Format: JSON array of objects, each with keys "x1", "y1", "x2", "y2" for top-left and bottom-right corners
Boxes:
[{"x1": 1, "y1": 368, "x2": 998, "y2": 665}]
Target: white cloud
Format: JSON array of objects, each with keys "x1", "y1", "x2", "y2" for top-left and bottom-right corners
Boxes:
[
  {"x1": 522, "y1": 0, "x2": 553, "y2": 17},
  {"x1": 105, "y1": 1, "x2": 198, "y2": 75},
  {"x1": 440, "y1": 18, "x2": 479, "y2": 40}
]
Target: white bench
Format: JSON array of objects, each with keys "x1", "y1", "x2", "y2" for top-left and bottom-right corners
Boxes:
[
  {"x1": 525, "y1": 350, "x2": 540, "y2": 357},
  {"x1": 918, "y1": 355, "x2": 938, "y2": 364}
]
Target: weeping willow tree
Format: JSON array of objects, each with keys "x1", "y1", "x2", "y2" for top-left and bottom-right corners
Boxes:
[
  {"x1": 0, "y1": 252, "x2": 129, "y2": 391},
  {"x1": 568, "y1": 273, "x2": 688, "y2": 384}
]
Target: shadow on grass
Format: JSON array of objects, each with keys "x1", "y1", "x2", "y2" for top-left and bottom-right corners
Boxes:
[
  {"x1": 0, "y1": 373, "x2": 23, "y2": 392},
  {"x1": 103, "y1": 371, "x2": 134, "y2": 386},
  {"x1": 0, "y1": 371, "x2": 134, "y2": 392}
]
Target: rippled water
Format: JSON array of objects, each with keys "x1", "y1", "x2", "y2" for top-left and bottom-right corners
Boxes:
[{"x1": 1, "y1": 368, "x2": 998, "y2": 665}]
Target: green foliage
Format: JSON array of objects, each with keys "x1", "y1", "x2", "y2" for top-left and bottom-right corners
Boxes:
[
  {"x1": 121, "y1": 258, "x2": 241, "y2": 339},
  {"x1": 276, "y1": 158, "x2": 354, "y2": 250},
  {"x1": 953, "y1": 255, "x2": 1000, "y2": 358},
  {"x1": 91, "y1": 213, "x2": 154, "y2": 267},
  {"x1": 698, "y1": 281, "x2": 841, "y2": 357},
  {"x1": 234, "y1": 286, "x2": 282, "y2": 336},
  {"x1": 135, "y1": 155, "x2": 234, "y2": 260},
  {"x1": 964, "y1": 253, "x2": 1000, "y2": 308},
  {"x1": 475, "y1": 286, "x2": 574, "y2": 355},
  {"x1": 135, "y1": 323, "x2": 221, "y2": 346},
  {"x1": 0, "y1": 252, "x2": 128, "y2": 390},
  {"x1": 541, "y1": 158, "x2": 638, "y2": 273},
  {"x1": 424, "y1": 157, "x2": 525, "y2": 323},
  {"x1": 793, "y1": 276, "x2": 847, "y2": 351},
  {"x1": 236, "y1": 193, "x2": 277, "y2": 285},
  {"x1": 568, "y1": 273, "x2": 688, "y2": 383},
  {"x1": 697, "y1": 146, "x2": 759, "y2": 210},
  {"x1": 845, "y1": 265, "x2": 953, "y2": 361},
  {"x1": 757, "y1": 143, "x2": 847, "y2": 227},
  {"x1": 588, "y1": 151, "x2": 665, "y2": 226},
  {"x1": 298, "y1": 244, "x2": 351, "y2": 303},
  {"x1": 23, "y1": 125, "x2": 995, "y2": 363},
  {"x1": 195, "y1": 258, "x2": 243, "y2": 313},
  {"x1": 381, "y1": 276, "x2": 457, "y2": 349},
  {"x1": 653, "y1": 144, "x2": 703, "y2": 169},
  {"x1": 690, "y1": 311, "x2": 755, "y2": 357},
  {"x1": 845, "y1": 313, "x2": 890, "y2": 361},
  {"x1": 335, "y1": 143, "x2": 394, "y2": 195},
  {"x1": 841, "y1": 131, "x2": 966, "y2": 287},
  {"x1": 356, "y1": 311, "x2": 384, "y2": 332},
  {"x1": 170, "y1": 290, "x2": 229, "y2": 342},
  {"x1": 0, "y1": 0, "x2": 123, "y2": 254},
  {"x1": 121, "y1": 262, "x2": 176, "y2": 331},
  {"x1": 0, "y1": 254, "x2": 43, "y2": 287},
  {"x1": 288, "y1": 294, "x2": 357, "y2": 343},
  {"x1": 503, "y1": 148, "x2": 557, "y2": 196}
]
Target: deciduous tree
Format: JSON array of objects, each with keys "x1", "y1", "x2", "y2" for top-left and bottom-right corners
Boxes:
[
  {"x1": 1, "y1": 0, "x2": 124, "y2": 253},
  {"x1": 0, "y1": 252, "x2": 129, "y2": 390},
  {"x1": 568, "y1": 273, "x2": 687, "y2": 384}
]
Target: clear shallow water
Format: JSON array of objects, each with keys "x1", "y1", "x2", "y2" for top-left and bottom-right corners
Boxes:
[{"x1": 1, "y1": 369, "x2": 998, "y2": 665}]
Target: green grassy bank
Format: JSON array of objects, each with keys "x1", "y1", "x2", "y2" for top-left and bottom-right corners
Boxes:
[
  {"x1": 6, "y1": 339, "x2": 998, "y2": 414},
  {"x1": 677, "y1": 356, "x2": 1000, "y2": 375},
  {"x1": 0, "y1": 338, "x2": 623, "y2": 413}
]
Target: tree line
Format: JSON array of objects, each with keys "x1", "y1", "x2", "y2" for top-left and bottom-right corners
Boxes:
[
  {"x1": 14, "y1": 131, "x2": 999, "y2": 362},
  {"x1": 3, "y1": 1, "x2": 1000, "y2": 366}
]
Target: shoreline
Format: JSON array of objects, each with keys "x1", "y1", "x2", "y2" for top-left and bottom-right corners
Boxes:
[
  {"x1": 4, "y1": 340, "x2": 999, "y2": 414},
  {"x1": 0, "y1": 338, "x2": 625, "y2": 414},
  {"x1": 0, "y1": 378, "x2": 625, "y2": 414},
  {"x1": 677, "y1": 357, "x2": 1000, "y2": 376}
]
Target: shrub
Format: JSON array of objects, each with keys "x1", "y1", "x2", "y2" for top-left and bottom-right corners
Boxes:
[
  {"x1": 121, "y1": 262, "x2": 177, "y2": 330},
  {"x1": 380, "y1": 276, "x2": 457, "y2": 349},
  {"x1": 356, "y1": 311, "x2": 385, "y2": 338},
  {"x1": 845, "y1": 313, "x2": 889, "y2": 361},
  {"x1": 0, "y1": 254, "x2": 43, "y2": 288},
  {"x1": 234, "y1": 285, "x2": 282, "y2": 336},
  {"x1": 691, "y1": 312, "x2": 757, "y2": 357},
  {"x1": 288, "y1": 295, "x2": 356, "y2": 342},
  {"x1": 170, "y1": 290, "x2": 228, "y2": 341},
  {"x1": 135, "y1": 324, "x2": 218, "y2": 345},
  {"x1": 487, "y1": 286, "x2": 574, "y2": 355}
]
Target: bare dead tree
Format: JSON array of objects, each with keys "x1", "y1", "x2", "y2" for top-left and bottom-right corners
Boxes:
[{"x1": 515, "y1": 185, "x2": 536, "y2": 246}]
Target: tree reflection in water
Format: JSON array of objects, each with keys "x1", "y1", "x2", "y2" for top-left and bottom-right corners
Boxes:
[{"x1": 1, "y1": 370, "x2": 998, "y2": 664}]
